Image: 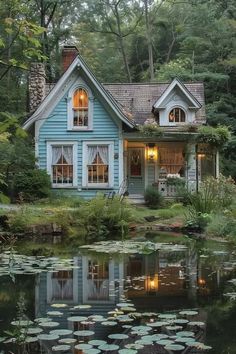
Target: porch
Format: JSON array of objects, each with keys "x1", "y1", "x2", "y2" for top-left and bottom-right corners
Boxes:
[{"x1": 123, "y1": 141, "x2": 218, "y2": 199}]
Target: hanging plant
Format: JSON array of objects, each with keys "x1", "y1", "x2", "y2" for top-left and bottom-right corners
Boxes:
[
  {"x1": 138, "y1": 123, "x2": 164, "y2": 137},
  {"x1": 196, "y1": 125, "x2": 231, "y2": 147}
]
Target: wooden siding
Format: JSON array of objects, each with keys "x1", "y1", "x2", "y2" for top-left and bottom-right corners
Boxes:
[
  {"x1": 38, "y1": 85, "x2": 121, "y2": 199},
  {"x1": 36, "y1": 257, "x2": 121, "y2": 338}
]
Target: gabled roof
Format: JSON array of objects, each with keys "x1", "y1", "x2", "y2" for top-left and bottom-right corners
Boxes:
[
  {"x1": 153, "y1": 78, "x2": 202, "y2": 109},
  {"x1": 23, "y1": 54, "x2": 135, "y2": 130},
  {"x1": 104, "y1": 80, "x2": 205, "y2": 125}
]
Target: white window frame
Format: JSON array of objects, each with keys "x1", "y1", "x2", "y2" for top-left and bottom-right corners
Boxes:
[
  {"x1": 47, "y1": 141, "x2": 78, "y2": 188},
  {"x1": 82, "y1": 141, "x2": 114, "y2": 188},
  {"x1": 67, "y1": 81, "x2": 94, "y2": 131},
  {"x1": 168, "y1": 106, "x2": 187, "y2": 125},
  {"x1": 82, "y1": 256, "x2": 115, "y2": 304},
  {"x1": 46, "y1": 258, "x2": 79, "y2": 304}
]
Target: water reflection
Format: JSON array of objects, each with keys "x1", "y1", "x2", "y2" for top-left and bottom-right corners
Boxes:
[{"x1": 0, "y1": 240, "x2": 235, "y2": 353}]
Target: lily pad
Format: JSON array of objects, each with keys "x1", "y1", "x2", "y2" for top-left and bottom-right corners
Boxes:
[
  {"x1": 118, "y1": 350, "x2": 137, "y2": 354},
  {"x1": 51, "y1": 303, "x2": 68, "y2": 308},
  {"x1": 75, "y1": 343, "x2": 93, "y2": 350},
  {"x1": 39, "y1": 321, "x2": 59, "y2": 328},
  {"x1": 98, "y1": 344, "x2": 119, "y2": 351},
  {"x1": 101, "y1": 321, "x2": 117, "y2": 326},
  {"x1": 11, "y1": 320, "x2": 33, "y2": 327},
  {"x1": 176, "y1": 331, "x2": 195, "y2": 337},
  {"x1": 74, "y1": 330, "x2": 94, "y2": 337},
  {"x1": 52, "y1": 345, "x2": 71, "y2": 352},
  {"x1": 67, "y1": 316, "x2": 87, "y2": 322},
  {"x1": 37, "y1": 334, "x2": 59, "y2": 341},
  {"x1": 58, "y1": 338, "x2": 77, "y2": 344},
  {"x1": 47, "y1": 311, "x2": 63, "y2": 316},
  {"x1": 179, "y1": 310, "x2": 198, "y2": 316},
  {"x1": 50, "y1": 329, "x2": 73, "y2": 336},
  {"x1": 89, "y1": 340, "x2": 107, "y2": 346},
  {"x1": 83, "y1": 350, "x2": 101, "y2": 354},
  {"x1": 109, "y1": 333, "x2": 129, "y2": 340},
  {"x1": 164, "y1": 344, "x2": 185, "y2": 351}
]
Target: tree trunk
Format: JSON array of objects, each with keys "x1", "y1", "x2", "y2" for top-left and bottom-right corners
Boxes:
[
  {"x1": 144, "y1": 0, "x2": 154, "y2": 82},
  {"x1": 114, "y1": 3, "x2": 132, "y2": 82}
]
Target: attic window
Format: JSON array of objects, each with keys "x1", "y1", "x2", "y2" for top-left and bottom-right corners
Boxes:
[
  {"x1": 169, "y1": 108, "x2": 185, "y2": 123},
  {"x1": 73, "y1": 88, "x2": 88, "y2": 127}
]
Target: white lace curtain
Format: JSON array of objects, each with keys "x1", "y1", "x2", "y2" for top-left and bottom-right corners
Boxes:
[
  {"x1": 159, "y1": 148, "x2": 184, "y2": 174},
  {"x1": 87, "y1": 145, "x2": 108, "y2": 165},
  {"x1": 52, "y1": 279, "x2": 73, "y2": 300},
  {"x1": 52, "y1": 146, "x2": 73, "y2": 165}
]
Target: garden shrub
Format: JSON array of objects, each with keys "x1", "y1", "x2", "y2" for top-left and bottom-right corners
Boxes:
[
  {"x1": 144, "y1": 186, "x2": 164, "y2": 209},
  {"x1": 76, "y1": 195, "x2": 132, "y2": 243},
  {"x1": 197, "y1": 125, "x2": 231, "y2": 147},
  {"x1": 185, "y1": 210, "x2": 212, "y2": 232},
  {"x1": 13, "y1": 169, "x2": 51, "y2": 202}
]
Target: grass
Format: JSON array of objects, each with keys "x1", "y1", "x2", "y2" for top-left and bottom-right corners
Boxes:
[{"x1": 131, "y1": 203, "x2": 186, "y2": 224}]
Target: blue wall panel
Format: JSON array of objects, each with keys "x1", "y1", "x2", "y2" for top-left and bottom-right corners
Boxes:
[{"x1": 38, "y1": 81, "x2": 121, "y2": 199}]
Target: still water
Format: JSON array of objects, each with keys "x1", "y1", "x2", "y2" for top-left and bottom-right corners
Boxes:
[{"x1": 0, "y1": 236, "x2": 236, "y2": 354}]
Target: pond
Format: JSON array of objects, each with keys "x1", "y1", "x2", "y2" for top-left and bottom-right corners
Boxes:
[{"x1": 0, "y1": 235, "x2": 236, "y2": 354}]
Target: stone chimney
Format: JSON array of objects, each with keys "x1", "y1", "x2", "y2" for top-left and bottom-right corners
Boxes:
[
  {"x1": 28, "y1": 63, "x2": 46, "y2": 113},
  {"x1": 62, "y1": 45, "x2": 78, "y2": 72}
]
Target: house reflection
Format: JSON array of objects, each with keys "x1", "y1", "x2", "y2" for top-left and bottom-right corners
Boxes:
[{"x1": 35, "y1": 247, "x2": 228, "y2": 329}]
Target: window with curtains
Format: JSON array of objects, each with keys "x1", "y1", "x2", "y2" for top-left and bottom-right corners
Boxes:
[
  {"x1": 51, "y1": 270, "x2": 73, "y2": 301},
  {"x1": 86, "y1": 259, "x2": 109, "y2": 301},
  {"x1": 87, "y1": 145, "x2": 109, "y2": 184},
  {"x1": 73, "y1": 88, "x2": 88, "y2": 127},
  {"x1": 169, "y1": 107, "x2": 186, "y2": 123},
  {"x1": 159, "y1": 147, "x2": 185, "y2": 177},
  {"x1": 52, "y1": 145, "x2": 73, "y2": 185}
]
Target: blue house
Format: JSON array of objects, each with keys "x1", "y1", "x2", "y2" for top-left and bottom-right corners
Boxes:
[{"x1": 23, "y1": 46, "x2": 218, "y2": 200}]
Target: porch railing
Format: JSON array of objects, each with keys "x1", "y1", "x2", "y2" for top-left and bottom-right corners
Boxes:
[{"x1": 154, "y1": 179, "x2": 178, "y2": 197}]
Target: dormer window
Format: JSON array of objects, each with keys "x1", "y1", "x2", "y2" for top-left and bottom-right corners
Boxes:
[
  {"x1": 73, "y1": 88, "x2": 88, "y2": 127},
  {"x1": 169, "y1": 108, "x2": 185, "y2": 123}
]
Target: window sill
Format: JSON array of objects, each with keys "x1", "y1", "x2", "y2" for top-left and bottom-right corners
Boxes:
[
  {"x1": 81, "y1": 186, "x2": 114, "y2": 190},
  {"x1": 52, "y1": 185, "x2": 78, "y2": 189},
  {"x1": 67, "y1": 128, "x2": 93, "y2": 132}
]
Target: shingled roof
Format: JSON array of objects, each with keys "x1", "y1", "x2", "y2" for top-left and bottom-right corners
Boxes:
[{"x1": 103, "y1": 82, "x2": 206, "y2": 125}]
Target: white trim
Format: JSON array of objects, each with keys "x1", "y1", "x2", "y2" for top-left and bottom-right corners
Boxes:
[
  {"x1": 67, "y1": 79, "x2": 94, "y2": 131},
  {"x1": 46, "y1": 259, "x2": 78, "y2": 304},
  {"x1": 46, "y1": 140, "x2": 78, "y2": 188},
  {"x1": 168, "y1": 106, "x2": 187, "y2": 125},
  {"x1": 154, "y1": 78, "x2": 201, "y2": 109},
  {"x1": 82, "y1": 140, "x2": 114, "y2": 188},
  {"x1": 82, "y1": 256, "x2": 115, "y2": 304},
  {"x1": 23, "y1": 56, "x2": 134, "y2": 130},
  {"x1": 119, "y1": 139, "x2": 124, "y2": 186}
]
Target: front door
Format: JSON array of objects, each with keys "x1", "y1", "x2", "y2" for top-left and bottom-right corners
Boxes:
[{"x1": 127, "y1": 148, "x2": 145, "y2": 195}]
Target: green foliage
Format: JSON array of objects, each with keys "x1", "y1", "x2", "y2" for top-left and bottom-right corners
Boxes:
[
  {"x1": 185, "y1": 210, "x2": 212, "y2": 232},
  {"x1": 7, "y1": 209, "x2": 29, "y2": 233},
  {"x1": 144, "y1": 186, "x2": 164, "y2": 209},
  {"x1": 185, "y1": 175, "x2": 236, "y2": 231},
  {"x1": 206, "y1": 211, "x2": 236, "y2": 239},
  {"x1": 13, "y1": 169, "x2": 51, "y2": 202},
  {"x1": 166, "y1": 177, "x2": 185, "y2": 187},
  {"x1": 197, "y1": 125, "x2": 231, "y2": 147},
  {"x1": 138, "y1": 124, "x2": 164, "y2": 137},
  {"x1": 0, "y1": 193, "x2": 10, "y2": 204},
  {"x1": 76, "y1": 195, "x2": 132, "y2": 242}
]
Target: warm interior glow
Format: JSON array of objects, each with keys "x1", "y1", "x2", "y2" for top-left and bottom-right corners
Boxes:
[
  {"x1": 146, "y1": 274, "x2": 159, "y2": 292},
  {"x1": 147, "y1": 145, "x2": 157, "y2": 161},
  {"x1": 198, "y1": 278, "x2": 206, "y2": 285},
  {"x1": 198, "y1": 154, "x2": 206, "y2": 158}
]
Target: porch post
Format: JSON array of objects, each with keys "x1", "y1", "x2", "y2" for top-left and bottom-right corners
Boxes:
[{"x1": 186, "y1": 143, "x2": 197, "y2": 192}]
